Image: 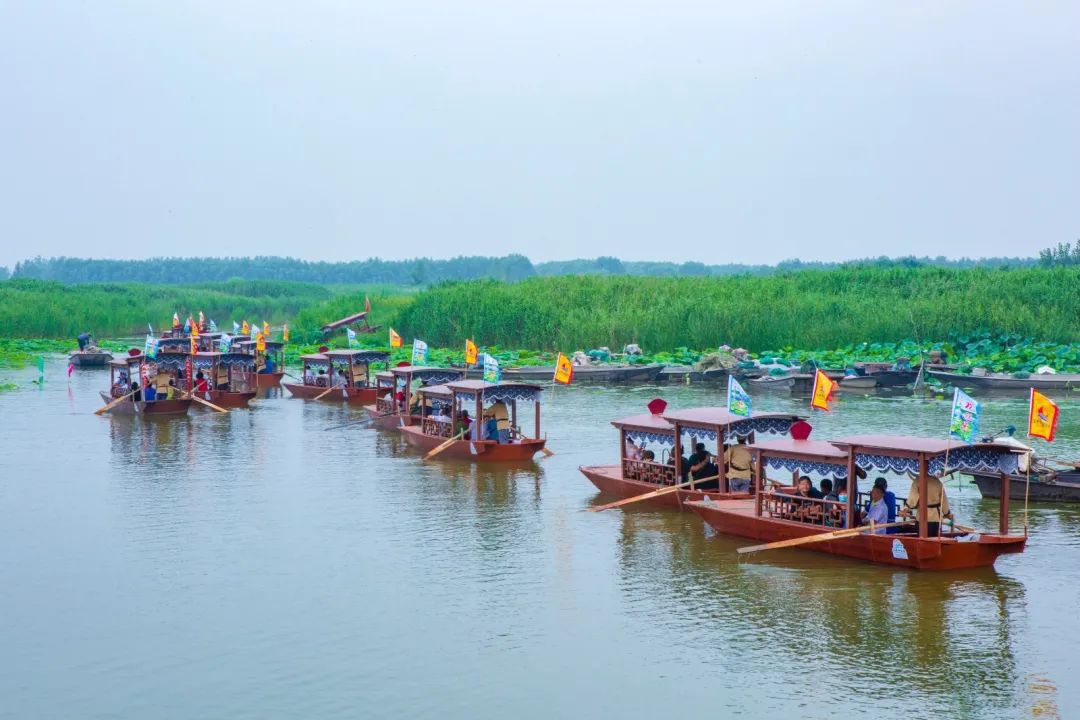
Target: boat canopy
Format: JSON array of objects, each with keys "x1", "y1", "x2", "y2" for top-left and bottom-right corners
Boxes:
[
  {"x1": 832, "y1": 434, "x2": 1022, "y2": 476},
  {"x1": 748, "y1": 437, "x2": 851, "y2": 479},
  {"x1": 611, "y1": 412, "x2": 675, "y2": 445},
  {"x1": 662, "y1": 408, "x2": 802, "y2": 440},
  {"x1": 324, "y1": 349, "x2": 389, "y2": 364},
  {"x1": 445, "y1": 380, "x2": 545, "y2": 403},
  {"x1": 390, "y1": 366, "x2": 464, "y2": 384}
]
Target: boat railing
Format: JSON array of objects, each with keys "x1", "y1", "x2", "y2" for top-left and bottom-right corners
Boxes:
[
  {"x1": 376, "y1": 397, "x2": 396, "y2": 414},
  {"x1": 623, "y1": 459, "x2": 677, "y2": 486},
  {"x1": 422, "y1": 417, "x2": 453, "y2": 438},
  {"x1": 762, "y1": 489, "x2": 850, "y2": 528}
]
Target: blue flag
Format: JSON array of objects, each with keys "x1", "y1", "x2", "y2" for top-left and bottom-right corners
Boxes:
[
  {"x1": 209, "y1": 319, "x2": 218, "y2": 333},
  {"x1": 727, "y1": 376, "x2": 752, "y2": 417},
  {"x1": 482, "y1": 353, "x2": 501, "y2": 383},
  {"x1": 412, "y1": 338, "x2": 428, "y2": 364},
  {"x1": 949, "y1": 388, "x2": 980, "y2": 444},
  {"x1": 233, "y1": 321, "x2": 241, "y2": 334},
  {"x1": 144, "y1": 334, "x2": 158, "y2": 359},
  {"x1": 219, "y1": 334, "x2": 232, "y2": 353}
]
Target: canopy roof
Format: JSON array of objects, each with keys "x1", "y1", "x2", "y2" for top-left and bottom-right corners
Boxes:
[
  {"x1": 611, "y1": 412, "x2": 674, "y2": 433},
  {"x1": 749, "y1": 438, "x2": 848, "y2": 461},
  {"x1": 391, "y1": 365, "x2": 465, "y2": 381},
  {"x1": 662, "y1": 407, "x2": 801, "y2": 428},
  {"x1": 832, "y1": 435, "x2": 1016, "y2": 457},
  {"x1": 324, "y1": 349, "x2": 389, "y2": 363},
  {"x1": 236, "y1": 340, "x2": 284, "y2": 350},
  {"x1": 417, "y1": 383, "x2": 454, "y2": 398},
  {"x1": 300, "y1": 353, "x2": 329, "y2": 362},
  {"x1": 444, "y1": 380, "x2": 545, "y2": 403}
]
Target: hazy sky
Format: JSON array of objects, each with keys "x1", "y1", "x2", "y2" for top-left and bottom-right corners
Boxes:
[{"x1": 2, "y1": 1, "x2": 1078, "y2": 269}]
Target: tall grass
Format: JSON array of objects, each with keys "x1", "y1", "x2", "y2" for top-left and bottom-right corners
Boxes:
[
  {"x1": 0, "y1": 279, "x2": 334, "y2": 338},
  {"x1": 395, "y1": 266, "x2": 1080, "y2": 351}
]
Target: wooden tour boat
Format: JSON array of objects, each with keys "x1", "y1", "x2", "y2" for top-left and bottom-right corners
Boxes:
[
  {"x1": 926, "y1": 369, "x2": 1080, "y2": 393},
  {"x1": 100, "y1": 351, "x2": 192, "y2": 416},
  {"x1": 579, "y1": 403, "x2": 802, "y2": 509},
  {"x1": 363, "y1": 365, "x2": 466, "y2": 430},
  {"x1": 969, "y1": 470, "x2": 1080, "y2": 503},
  {"x1": 70, "y1": 348, "x2": 113, "y2": 367},
  {"x1": 398, "y1": 379, "x2": 547, "y2": 461},
  {"x1": 283, "y1": 349, "x2": 389, "y2": 403},
  {"x1": 686, "y1": 434, "x2": 1027, "y2": 570},
  {"x1": 234, "y1": 339, "x2": 286, "y2": 388}
]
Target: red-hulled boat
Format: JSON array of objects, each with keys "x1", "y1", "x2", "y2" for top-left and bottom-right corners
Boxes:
[
  {"x1": 579, "y1": 401, "x2": 802, "y2": 509},
  {"x1": 363, "y1": 365, "x2": 466, "y2": 430},
  {"x1": 283, "y1": 349, "x2": 389, "y2": 402},
  {"x1": 397, "y1": 379, "x2": 547, "y2": 461},
  {"x1": 234, "y1": 339, "x2": 285, "y2": 388},
  {"x1": 100, "y1": 352, "x2": 192, "y2": 417},
  {"x1": 686, "y1": 433, "x2": 1027, "y2": 570}
]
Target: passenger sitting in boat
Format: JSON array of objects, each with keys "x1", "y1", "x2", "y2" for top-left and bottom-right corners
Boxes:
[
  {"x1": 669, "y1": 452, "x2": 690, "y2": 482},
  {"x1": 868, "y1": 477, "x2": 898, "y2": 532},
  {"x1": 316, "y1": 369, "x2": 327, "y2": 387},
  {"x1": 723, "y1": 436, "x2": 754, "y2": 492},
  {"x1": 642, "y1": 450, "x2": 656, "y2": 461},
  {"x1": 166, "y1": 379, "x2": 176, "y2": 399},
  {"x1": 625, "y1": 438, "x2": 643, "y2": 461},
  {"x1": 689, "y1": 446, "x2": 720, "y2": 489},
  {"x1": 900, "y1": 475, "x2": 951, "y2": 536},
  {"x1": 455, "y1": 410, "x2": 473, "y2": 438},
  {"x1": 787, "y1": 476, "x2": 823, "y2": 521},
  {"x1": 820, "y1": 478, "x2": 837, "y2": 501},
  {"x1": 861, "y1": 486, "x2": 889, "y2": 533},
  {"x1": 143, "y1": 384, "x2": 157, "y2": 402},
  {"x1": 194, "y1": 371, "x2": 209, "y2": 395}
]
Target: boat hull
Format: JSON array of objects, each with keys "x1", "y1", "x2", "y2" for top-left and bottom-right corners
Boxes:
[
  {"x1": 579, "y1": 465, "x2": 750, "y2": 510},
  {"x1": 239, "y1": 371, "x2": 284, "y2": 388},
  {"x1": 969, "y1": 472, "x2": 1080, "y2": 503},
  {"x1": 686, "y1": 499, "x2": 1026, "y2": 570},
  {"x1": 344, "y1": 387, "x2": 377, "y2": 404},
  {"x1": 927, "y1": 370, "x2": 1080, "y2": 392},
  {"x1": 363, "y1": 404, "x2": 414, "y2": 430},
  {"x1": 282, "y1": 383, "x2": 346, "y2": 401},
  {"x1": 70, "y1": 352, "x2": 112, "y2": 367},
  {"x1": 399, "y1": 425, "x2": 545, "y2": 461},
  {"x1": 207, "y1": 389, "x2": 257, "y2": 408},
  {"x1": 98, "y1": 391, "x2": 192, "y2": 416}
]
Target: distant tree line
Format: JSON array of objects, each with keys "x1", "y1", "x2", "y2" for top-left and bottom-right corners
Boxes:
[
  {"x1": 1039, "y1": 241, "x2": 1080, "y2": 266},
  {"x1": 8, "y1": 252, "x2": 1041, "y2": 285}
]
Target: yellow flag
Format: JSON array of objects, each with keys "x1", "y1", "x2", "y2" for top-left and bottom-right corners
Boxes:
[
  {"x1": 263, "y1": 321, "x2": 269, "y2": 337},
  {"x1": 554, "y1": 353, "x2": 574, "y2": 384},
  {"x1": 256, "y1": 332, "x2": 266, "y2": 353},
  {"x1": 465, "y1": 339, "x2": 478, "y2": 365},
  {"x1": 189, "y1": 335, "x2": 198, "y2": 355},
  {"x1": 241, "y1": 320, "x2": 249, "y2": 335},
  {"x1": 190, "y1": 321, "x2": 200, "y2": 339},
  {"x1": 389, "y1": 328, "x2": 402, "y2": 348},
  {"x1": 811, "y1": 369, "x2": 836, "y2": 411},
  {"x1": 172, "y1": 312, "x2": 180, "y2": 329},
  {"x1": 283, "y1": 323, "x2": 289, "y2": 343},
  {"x1": 1028, "y1": 389, "x2": 1059, "y2": 441}
]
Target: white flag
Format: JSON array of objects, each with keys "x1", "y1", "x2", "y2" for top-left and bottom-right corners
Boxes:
[
  {"x1": 412, "y1": 339, "x2": 428, "y2": 364},
  {"x1": 346, "y1": 327, "x2": 358, "y2": 347}
]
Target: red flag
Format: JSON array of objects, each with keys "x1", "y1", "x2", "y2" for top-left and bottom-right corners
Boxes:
[
  {"x1": 365, "y1": 295, "x2": 372, "y2": 314},
  {"x1": 67, "y1": 363, "x2": 74, "y2": 377}
]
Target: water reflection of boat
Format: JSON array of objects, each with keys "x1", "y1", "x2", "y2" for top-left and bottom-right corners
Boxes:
[
  {"x1": 398, "y1": 380, "x2": 548, "y2": 461},
  {"x1": 687, "y1": 434, "x2": 1027, "y2": 570},
  {"x1": 580, "y1": 403, "x2": 801, "y2": 508}
]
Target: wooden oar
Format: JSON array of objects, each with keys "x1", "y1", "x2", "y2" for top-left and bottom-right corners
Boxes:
[
  {"x1": 184, "y1": 391, "x2": 229, "y2": 413},
  {"x1": 588, "y1": 474, "x2": 721, "y2": 513},
  {"x1": 1043, "y1": 456, "x2": 1080, "y2": 470},
  {"x1": 736, "y1": 521, "x2": 911, "y2": 554},
  {"x1": 313, "y1": 385, "x2": 340, "y2": 401},
  {"x1": 324, "y1": 412, "x2": 395, "y2": 431},
  {"x1": 424, "y1": 429, "x2": 467, "y2": 461},
  {"x1": 95, "y1": 389, "x2": 137, "y2": 415}
]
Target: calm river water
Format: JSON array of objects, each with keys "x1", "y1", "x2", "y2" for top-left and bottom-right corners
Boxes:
[{"x1": 1, "y1": 359, "x2": 1078, "y2": 719}]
